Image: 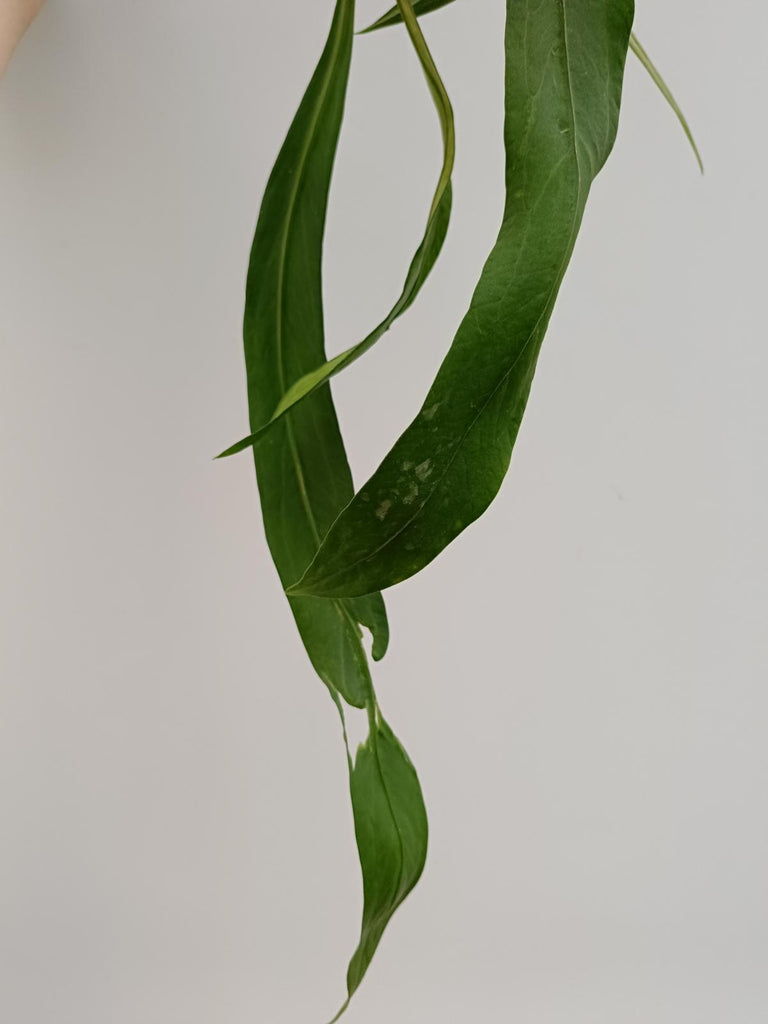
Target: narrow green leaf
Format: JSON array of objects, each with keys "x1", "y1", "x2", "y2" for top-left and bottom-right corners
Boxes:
[
  {"x1": 289, "y1": 0, "x2": 635, "y2": 599},
  {"x1": 630, "y1": 33, "x2": 703, "y2": 173},
  {"x1": 242, "y1": 0, "x2": 384, "y2": 705},
  {"x1": 217, "y1": 192, "x2": 449, "y2": 460},
  {"x1": 218, "y1": 0, "x2": 455, "y2": 461},
  {"x1": 330, "y1": 710, "x2": 428, "y2": 1021},
  {"x1": 361, "y1": 0, "x2": 455, "y2": 34},
  {"x1": 241, "y1": 6, "x2": 426, "y2": 1017}
]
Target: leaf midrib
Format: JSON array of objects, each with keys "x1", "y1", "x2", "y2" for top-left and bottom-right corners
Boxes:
[
  {"x1": 272, "y1": 5, "x2": 348, "y2": 548},
  {"x1": 265, "y1": 4, "x2": 374, "y2": 665}
]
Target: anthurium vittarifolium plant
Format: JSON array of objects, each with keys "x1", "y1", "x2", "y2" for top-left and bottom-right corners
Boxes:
[{"x1": 220, "y1": 1, "x2": 700, "y2": 1017}]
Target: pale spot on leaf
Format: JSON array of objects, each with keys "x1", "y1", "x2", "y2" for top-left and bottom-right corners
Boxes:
[{"x1": 415, "y1": 459, "x2": 433, "y2": 482}]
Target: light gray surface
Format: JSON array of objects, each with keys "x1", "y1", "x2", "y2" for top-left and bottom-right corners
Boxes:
[
  {"x1": 1, "y1": 1, "x2": 766, "y2": 1021},
  {"x1": 0, "y1": 0, "x2": 46, "y2": 75}
]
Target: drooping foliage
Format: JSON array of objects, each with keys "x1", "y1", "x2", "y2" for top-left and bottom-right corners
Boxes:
[{"x1": 224, "y1": 1, "x2": 700, "y2": 1016}]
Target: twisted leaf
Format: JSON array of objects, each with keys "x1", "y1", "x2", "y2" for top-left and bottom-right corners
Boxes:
[
  {"x1": 362, "y1": 0, "x2": 456, "y2": 34},
  {"x1": 219, "y1": 0, "x2": 455, "y2": 461}
]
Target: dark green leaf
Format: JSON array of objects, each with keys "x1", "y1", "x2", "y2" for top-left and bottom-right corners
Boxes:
[
  {"x1": 289, "y1": 0, "x2": 635, "y2": 599},
  {"x1": 218, "y1": 0, "x2": 455, "y2": 461},
  {"x1": 242, "y1": 0, "x2": 384, "y2": 705},
  {"x1": 330, "y1": 711, "x2": 428, "y2": 1021}
]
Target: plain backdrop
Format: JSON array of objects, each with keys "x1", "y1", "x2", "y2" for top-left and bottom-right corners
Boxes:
[{"x1": 1, "y1": 1, "x2": 766, "y2": 1022}]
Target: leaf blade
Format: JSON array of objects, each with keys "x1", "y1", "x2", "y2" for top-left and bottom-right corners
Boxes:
[
  {"x1": 362, "y1": 3, "x2": 702, "y2": 174},
  {"x1": 241, "y1": 0, "x2": 384, "y2": 702},
  {"x1": 361, "y1": 0, "x2": 455, "y2": 34},
  {"x1": 218, "y1": 0, "x2": 455, "y2": 461},
  {"x1": 239, "y1": 7, "x2": 427, "y2": 1018},
  {"x1": 630, "y1": 32, "x2": 703, "y2": 173},
  {"x1": 290, "y1": 0, "x2": 636, "y2": 599}
]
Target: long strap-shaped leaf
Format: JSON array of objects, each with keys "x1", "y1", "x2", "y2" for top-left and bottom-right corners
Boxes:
[
  {"x1": 241, "y1": 3, "x2": 427, "y2": 1017},
  {"x1": 367, "y1": 0, "x2": 702, "y2": 170},
  {"x1": 218, "y1": 0, "x2": 454, "y2": 460},
  {"x1": 244, "y1": 0, "x2": 383, "y2": 705},
  {"x1": 290, "y1": 0, "x2": 635, "y2": 599}
]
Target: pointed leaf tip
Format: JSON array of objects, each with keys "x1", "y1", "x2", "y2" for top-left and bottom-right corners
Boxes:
[{"x1": 630, "y1": 33, "x2": 704, "y2": 174}]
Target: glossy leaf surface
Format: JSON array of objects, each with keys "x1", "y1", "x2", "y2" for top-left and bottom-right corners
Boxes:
[
  {"x1": 219, "y1": 0, "x2": 454, "y2": 461},
  {"x1": 291, "y1": 0, "x2": 635, "y2": 599}
]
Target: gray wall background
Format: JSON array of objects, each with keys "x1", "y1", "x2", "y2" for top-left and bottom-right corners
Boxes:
[{"x1": 1, "y1": 1, "x2": 766, "y2": 1021}]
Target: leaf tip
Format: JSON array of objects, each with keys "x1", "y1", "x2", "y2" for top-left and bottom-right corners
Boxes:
[
  {"x1": 326, "y1": 996, "x2": 351, "y2": 1024},
  {"x1": 215, "y1": 433, "x2": 258, "y2": 460},
  {"x1": 284, "y1": 580, "x2": 308, "y2": 598},
  {"x1": 357, "y1": 12, "x2": 392, "y2": 34},
  {"x1": 285, "y1": 562, "x2": 328, "y2": 598},
  {"x1": 214, "y1": 446, "x2": 235, "y2": 460}
]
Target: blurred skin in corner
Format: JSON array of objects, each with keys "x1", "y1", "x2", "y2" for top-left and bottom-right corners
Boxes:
[{"x1": 0, "y1": 0, "x2": 44, "y2": 76}]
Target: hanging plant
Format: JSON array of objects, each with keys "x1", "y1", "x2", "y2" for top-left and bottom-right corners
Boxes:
[{"x1": 219, "y1": 1, "x2": 700, "y2": 1017}]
